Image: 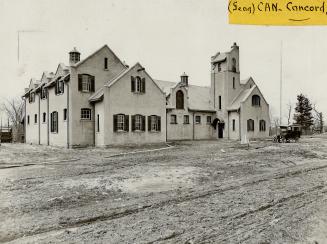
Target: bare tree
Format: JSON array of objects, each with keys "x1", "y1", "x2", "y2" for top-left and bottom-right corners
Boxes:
[
  {"x1": 312, "y1": 105, "x2": 324, "y2": 134},
  {"x1": 1, "y1": 97, "x2": 24, "y2": 129},
  {"x1": 286, "y1": 102, "x2": 292, "y2": 125}
]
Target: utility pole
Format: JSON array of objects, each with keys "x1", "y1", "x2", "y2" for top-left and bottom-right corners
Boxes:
[{"x1": 280, "y1": 41, "x2": 283, "y2": 126}]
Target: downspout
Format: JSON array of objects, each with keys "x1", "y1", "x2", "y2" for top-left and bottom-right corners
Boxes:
[
  {"x1": 24, "y1": 98, "x2": 26, "y2": 143},
  {"x1": 165, "y1": 109, "x2": 167, "y2": 142},
  {"x1": 38, "y1": 93, "x2": 40, "y2": 144},
  {"x1": 93, "y1": 103, "x2": 95, "y2": 147},
  {"x1": 67, "y1": 82, "x2": 70, "y2": 148},
  {"x1": 192, "y1": 112, "x2": 195, "y2": 140},
  {"x1": 47, "y1": 89, "x2": 49, "y2": 146},
  {"x1": 238, "y1": 108, "x2": 241, "y2": 141},
  {"x1": 213, "y1": 70, "x2": 216, "y2": 108}
]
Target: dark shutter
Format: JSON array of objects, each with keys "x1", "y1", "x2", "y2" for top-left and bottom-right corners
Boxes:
[
  {"x1": 131, "y1": 115, "x2": 135, "y2": 131},
  {"x1": 141, "y1": 78, "x2": 146, "y2": 93},
  {"x1": 90, "y1": 76, "x2": 95, "y2": 92},
  {"x1": 157, "y1": 116, "x2": 161, "y2": 131},
  {"x1": 142, "y1": 115, "x2": 146, "y2": 131},
  {"x1": 50, "y1": 113, "x2": 53, "y2": 132},
  {"x1": 124, "y1": 115, "x2": 129, "y2": 132},
  {"x1": 56, "y1": 112, "x2": 58, "y2": 133},
  {"x1": 78, "y1": 74, "x2": 82, "y2": 91},
  {"x1": 131, "y1": 76, "x2": 135, "y2": 92},
  {"x1": 113, "y1": 115, "x2": 117, "y2": 132},
  {"x1": 55, "y1": 81, "x2": 58, "y2": 95},
  {"x1": 61, "y1": 81, "x2": 65, "y2": 93},
  {"x1": 148, "y1": 116, "x2": 151, "y2": 131}
]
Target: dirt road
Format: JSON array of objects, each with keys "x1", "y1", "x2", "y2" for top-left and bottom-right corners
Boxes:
[{"x1": 1, "y1": 135, "x2": 327, "y2": 243}]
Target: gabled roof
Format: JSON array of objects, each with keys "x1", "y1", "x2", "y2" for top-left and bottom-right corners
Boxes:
[
  {"x1": 228, "y1": 85, "x2": 256, "y2": 111},
  {"x1": 104, "y1": 66, "x2": 130, "y2": 87},
  {"x1": 212, "y1": 53, "x2": 227, "y2": 63},
  {"x1": 72, "y1": 44, "x2": 127, "y2": 69},
  {"x1": 240, "y1": 76, "x2": 255, "y2": 85},
  {"x1": 105, "y1": 62, "x2": 165, "y2": 96},
  {"x1": 188, "y1": 85, "x2": 215, "y2": 112},
  {"x1": 154, "y1": 80, "x2": 215, "y2": 112},
  {"x1": 89, "y1": 88, "x2": 104, "y2": 103},
  {"x1": 154, "y1": 80, "x2": 178, "y2": 95}
]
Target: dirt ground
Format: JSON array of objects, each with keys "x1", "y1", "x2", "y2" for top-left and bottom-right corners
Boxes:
[{"x1": 1, "y1": 135, "x2": 327, "y2": 244}]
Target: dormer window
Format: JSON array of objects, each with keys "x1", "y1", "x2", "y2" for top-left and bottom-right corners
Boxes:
[
  {"x1": 217, "y1": 63, "x2": 221, "y2": 72},
  {"x1": 55, "y1": 79, "x2": 64, "y2": 95},
  {"x1": 41, "y1": 86, "x2": 47, "y2": 99},
  {"x1": 29, "y1": 92, "x2": 35, "y2": 103},
  {"x1": 131, "y1": 76, "x2": 145, "y2": 93},
  {"x1": 78, "y1": 74, "x2": 95, "y2": 92}
]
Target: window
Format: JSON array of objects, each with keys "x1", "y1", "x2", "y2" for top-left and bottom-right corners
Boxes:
[
  {"x1": 247, "y1": 119, "x2": 254, "y2": 132},
  {"x1": 232, "y1": 119, "x2": 235, "y2": 131},
  {"x1": 41, "y1": 86, "x2": 47, "y2": 99},
  {"x1": 104, "y1": 58, "x2": 108, "y2": 70},
  {"x1": 132, "y1": 114, "x2": 145, "y2": 131},
  {"x1": 184, "y1": 115, "x2": 189, "y2": 124},
  {"x1": 195, "y1": 115, "x2": 201, "y2": 124},
  {"x1": 148, "y1": 115, "x2": 161, "y2": 132},
  {"x1": 232, "y1": 58, "x2": 236, "y2": 72},
  {"x1": 217, "y1": 63, "x2": 221, "y2": 72},
  {"x1": 34, "y1": 114, "x2": 37, "y2": 124},
  {"x1": 252, "y1": 95, "x2": 261, "y2": 106},
  {"x1": 78, "y1": 74, "x2": 95, "y2": 92},
  {"x1": 218, "y1": 96, "x2": 222, "y2": 110},
  {"x1": 207, "y1": 116, "x2": 212, "y2": 124},
  {"x1": 97, "y1": 114, "x2": 100, "y2": 132},
  {"x1": 176, "y1": 90, "x2": 184, "y2": 109},
  {"x1": 81, "y1": 108, "x2": 91, "y2": 120},
  {"x1": 27, "y1": 115, "x2": 30, "y2": 125},
  {"x1": 55, "y1": 79, "x2": 64, "y2": 95},
  {"x1": 29, "y1": 92, "x2": 35, "y2": 103},
  {"x1": 171, "y1": 114, "x2": 177, "y2": 124},
  {"x1": 50, "y1": 111, "x2": 58, "y2": 133},
  {"x1": 63, "y1": 109, "x2": 67, "y2": 121},
  {"x1": 233, "y1": 77, "x2": 235, "y2": 89},
  {"x1": 113, "y1": 114, "x2": 129, "y2": 132},
  {"x1": 43, "y1": 113, "x2": 46, "y2": 123},
  {"x1": 131, "y1": 76, "x2": 145, "y2": 93},
  {"x1": 260, "y1": 120, "x2": 266, "y2": 131}
]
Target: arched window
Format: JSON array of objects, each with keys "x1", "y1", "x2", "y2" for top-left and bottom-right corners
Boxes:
[
  {"x1": 176, "y1": 90, "x2": 184, "y2": 109},
  {"x1": 259, "y1": 120, "x2": 266, "y2": 131},
  {"x1": 247, "y1": 119, "x2": 254, "y2": 131},
  {"x1": 232, "y1": 58, "x2": 236, "y2": 72},
  {"x1": 252, "y1": 95, "x2": 261, "y2": 106}
]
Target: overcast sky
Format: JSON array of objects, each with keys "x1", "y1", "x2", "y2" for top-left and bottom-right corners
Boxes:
[{"x1": 0, "y1": 0, "x2": 326, "y2": 123}]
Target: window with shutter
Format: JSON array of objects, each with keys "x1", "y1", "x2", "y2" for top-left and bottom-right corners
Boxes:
[
  {"x1": 43, "y1": 113, "x2": 46, "y2": 123},
  {"x1": 124, "y1": 115, "x2": 129, "y2": 132},
  {"x1": 141, "y1": 78, "x2": 145, "y2": 93},
  {"x1": 50, "y1": 111, "x2": 58, "y2": 133},
  {"x1": 78, "y1": 74, "x2": 95, "y2": 92}
]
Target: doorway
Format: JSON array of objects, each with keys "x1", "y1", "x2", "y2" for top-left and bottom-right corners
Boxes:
[{"x1": 218, "y1": 123, "x2": 224, "y2": 138}]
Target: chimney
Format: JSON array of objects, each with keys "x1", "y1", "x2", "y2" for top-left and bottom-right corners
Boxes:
[
  {"x1": 180, "y1": 72, "x2": 188, "y2": 86},
  {"x1": 231, "y1": 42, "x2": 239, "y2": 49},
  {"x1": 69, "y1": 47, "x2": 80, "y2": 65}
]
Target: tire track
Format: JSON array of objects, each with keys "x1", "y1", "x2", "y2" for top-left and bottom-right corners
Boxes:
[{"x1": 4, "y1": 161, "x2": 327, "y2": 243}]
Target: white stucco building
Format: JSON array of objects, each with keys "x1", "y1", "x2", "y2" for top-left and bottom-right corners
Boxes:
[{"x1": 23, "y1": 43, "x2": 270, "y2": 147}]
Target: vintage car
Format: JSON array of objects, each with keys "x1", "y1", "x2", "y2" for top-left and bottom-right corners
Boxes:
[{"x1": 273, "y1": 124, "x2": 301, "y2": 143}]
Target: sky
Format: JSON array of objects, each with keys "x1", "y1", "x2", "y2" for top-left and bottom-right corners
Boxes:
[{"x1": 0, "y1": 0, "x2": 326, "y2": 124}]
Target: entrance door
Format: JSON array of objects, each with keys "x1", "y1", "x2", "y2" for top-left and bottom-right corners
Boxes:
[{"x1": 218, "y1": 123, "x2": 224, "y2": 138}]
